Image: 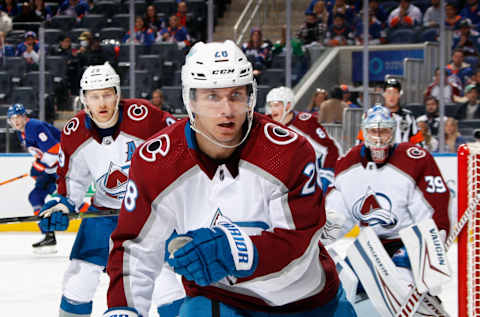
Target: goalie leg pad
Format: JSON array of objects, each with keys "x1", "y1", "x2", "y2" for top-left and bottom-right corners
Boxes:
[{"x1": 327, "y1": 246, "x2": 359, "y2": 304}]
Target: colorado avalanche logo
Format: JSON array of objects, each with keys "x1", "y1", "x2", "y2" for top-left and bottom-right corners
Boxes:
[
  {"x1": 96, "y1": 161, "x2": 130, "y2": 200},
  {"x1": 298, "y1": 113, "x2": 312, "y2": 121},
  {"x1": 127, "y1": 104, "x2": 148, "y2": 121},
  {"x1": 264, "y1": 123, "x2": 298, "y2": 145},
  {"x1": 139, "y1": 134, "x2": 170, "y2": 162},
  {"x1": 406, "y1": 146, "x2": 426, "y2": 159},
  {"x1": 64, "y1": 117, "x2": 79, "y2": 135},
  {"x1": 352, "y1": 186, "x2": 398, "y2": 228}
]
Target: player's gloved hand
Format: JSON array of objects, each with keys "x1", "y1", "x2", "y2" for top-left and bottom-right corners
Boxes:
[
  {"x1": 103, "y1": 307, "x2": 139, "y2": 317},
  {"x1": 165, "y1": 218, "x2": 258, "y2": 286},
  {"x1": 38, "y1": 195, "x2": 75, "y2": 232}
]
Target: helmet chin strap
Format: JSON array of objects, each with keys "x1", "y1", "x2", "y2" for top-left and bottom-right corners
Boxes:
[
  {"x1": 85, "y1": 98, "x2": 120, "y2": 129},
  {"x1": 191, "y1": 115, "x2": 253, "y2": 149}
]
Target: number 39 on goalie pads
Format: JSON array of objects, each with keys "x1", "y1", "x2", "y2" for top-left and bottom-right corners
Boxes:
[
  {"x1": 346, "y1": 227, "x2": 445, "y2": 317},
  {"x1": 399, "y1": 218, "x2": 452, "y2": 294}
]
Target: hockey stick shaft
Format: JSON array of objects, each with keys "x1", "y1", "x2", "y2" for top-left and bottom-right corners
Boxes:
[
  {"x1": 395, "y1": 196, "x2": 480, "y2": 317},
  {"x1": 0, "y1": 173, "x2": 28, "y2": 186},
  {"x1": 0, "y1": 209, "x2": 119, "y2": 224}
]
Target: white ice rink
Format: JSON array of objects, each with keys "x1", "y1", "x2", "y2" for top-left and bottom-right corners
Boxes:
[{"x1": 0, "y1": 232, "x2": 459, "y2": 317}]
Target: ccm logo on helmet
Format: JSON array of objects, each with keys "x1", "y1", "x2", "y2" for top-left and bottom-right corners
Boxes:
[{"x1": 212, "y1": 69, "x2": 234, "y2": 75}]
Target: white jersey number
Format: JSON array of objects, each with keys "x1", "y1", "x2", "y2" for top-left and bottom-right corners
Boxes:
[
  {"x1": 124, "y1": 180, "x2": 138, "y2": 212},
  {"x1": 424, "y1": 176, "x2": 447, "y2": 193}
]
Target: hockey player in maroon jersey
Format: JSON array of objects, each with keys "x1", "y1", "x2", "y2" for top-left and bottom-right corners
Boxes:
[
  {"x1": 266, "y1": 86, "x2": 342, "y2": 192},
  {"x1": 36, "y1": 62, "x2": 184, "y2": 317},
  {"x1": 103, "y1": 40, "x2": 357, "y2": 317},
  {"x1": 323, "y1": 105, "x2": 451, "y2": 315}
]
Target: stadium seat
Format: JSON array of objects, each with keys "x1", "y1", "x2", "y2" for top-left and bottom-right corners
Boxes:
[
  {"x1": 69, "y1": 28, "x2": 89, "y2": 42},
  {"x1": 50, "y1": 15, "x2": 76, "y2": 32},
  {"x1": 161, "y1": 86, "x2": 183, "y2": 112},
  {"x1": 134, "y1": 70, "x2": 153, "y2": 99},
  {"x1": 459, "y1": 119, "x2": 480, "y2": 129},
  {"x1": 153, "y1": 0, "x2": 175, "y2": 16},
  {"x1": 95, "y1": 1, "x2": 117, "y2": 18},
  {"x1": 80, "y1": 14, "x2": 107, "y2": 30},
  {"x1": 271, "y1": 54, "x2": 286, "y2": 69},
  {"x1": 117, "y1": 43, "x2": 145, "y2": 63},
  {"x1": 4, "y1": 57, "x2": 27, "y2": 80},
  {"x1": 418, "y1": 27, "x2": 438, "y2": 42},
  {"x1": 379, "y1": 1, "x2": 398, "y2": 14},
  {"x1": 148, "y1": 42, "x2": 179, "y2": 61},
  {"x1": 256, "y1": 85, "x2": 271, "y2": 113},
  {"x1": 10, "y1": 86, "x2": 37, "y2": 110},
  {"x1": 0, "y1": 104, "x2": 8, "y2": 116},
  {"x1": 134, "y1": 0, "x2": 147, "y2": 14},
  {"x1": 46, "y1": 56, "x2": 67, "y2": 80},
  {"x1": 44, "y1": 28, "x2": 63, "y2": 45},
  {"x1": 465, "y1": 56, "x2": 479, "y2": 70},
  {"x1": 6, "y1": 30, "x2": 25, "y2": 44},
  {"x1": 412, "y1": 0, "x2": 430, "y2": 13},
  {"x1": 186, "y1": 0, "x2": 207, "y2": 16},
  {"x1": 99, "y1": 27, "x2": 125, "y2": 41},
  {"x1": 111, "y1": 14, "x2": 130, "y2": 28},
  {"x1": 388, "y1": 28, "x2": 416, "y2": 44},
  {"x1": 23, "y1": 72, "x2": 54, "y2": 95},
  {"x1": 121, "y1": 86, "x2": 131, "y2": 99},
  {"x1": 259, "y1": 68, "x2": 285, "y2": 86},
  {"x1": 445, "y1": 104, "x2": 458, "y2": 117},
  {"x1": 0, "y1": 71, "x2": 10, "y2": 100},
  {"x1": 12, "y1": 22, "x2": 41, "y2": 33},
  {"x1": 137, "y1": 54, "x2": 162, "y2": 71},
  {"x1": 404, "y1": 103, "x2": 424, "y2": 117}
]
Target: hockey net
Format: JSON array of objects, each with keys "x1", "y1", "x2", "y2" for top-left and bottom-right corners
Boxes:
[{"x1": 458, "y1": 143, "x2": 480, "y2": 317}]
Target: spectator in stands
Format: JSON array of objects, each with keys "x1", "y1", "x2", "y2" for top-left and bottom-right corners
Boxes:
[
  {"x1": 330, "y1": 0, "x2": 355, "y2": 26},
  {"x1": 368, "y1": 0, "x2": 388, "y2": 26},
  {"x1": 341, "y1": 84, "x2": 360, "y2": 108},
  {"x1": 325, "y1": 13, "x2": 353, "y2": 46},
  {"x1": 455, "y1": 84, "x2": 480, "y2": 120},
  {"x1": 417, "y1": 96, "x2": 445, "y2": 136},
  {"x1": 387, "y1": 0, "x2": 422, "y2": 29},
  {"x1": 151, "y1": 88, "x2": 174, "y2": 113},
  {"x1": 157, "y1": 15, "x2": 191, "y2": 50},
  {"x1": 452, "y1": 18, "x2": 480, "y2": 57},
  {"x1": 14, "y1": 1, "x2": 39, "y2": 22},
  {"x1": 0, "y1": 10, "x2": 11, "y2": 34},
  {"x1": 417, "y1": 117, "x2": 439, "y2": 152},
  {"x1": 474, "y1": 128, "x2": 480, "y2": 142},
  {"x1": 175, "y1": 1, "x2": 190, "y2": 29},
  {"x1": 354, "y1": 9, "x2": 385, "y2": 45},
  {"x1": 57, "y1": 0, "x2": 88, "y2": 22},
  {"x1": 471, "y1": 69, "x2": 480, "y2": 91},
  {"x1": 444, "y1": 117, "x2": 467, "y2": 152},
  {"x1": 16, "y1": 31, "x2": 38, "y2": 56},
  {"x1": 241, "y1": 27, "x2": 272, "y2": 78},
  {"x1": 447, "y1": 48, "x2": 474, "y2": 88},
  {"x1": 424, "y1": 67, "x2": 461, "y2": 104},
  {"x1": 312, "y1": 0, "x2": 328, "y2": 28},
  {"x1": 32, "y1": 0, "x2": 53, "y2": 22},
  {"x1": 122, "y1": 16, "x2": 155, "y2": 47},
  {"x1": 0, "y1": 30, "x2": 14, "y2": 59},
  {"x1": 22, "y1": 40, "x2": 39, "y2": 71},
  {"x1": 0, "y1": 0, "x2": 19, "y2": 17},
  {"x1": 445, "y1": 2, "x2": 462, "y2": 29},
  {"x1": 423, "y1": 0, "x2": 442, "y2": 27},
  {"x1": 78, "y1": 32, "x2": 107, "y2": 68},
  {"x1": 144, "y1": 4, "x2": 164, "y2": 33},
  {"x1": 297, "y1": 11, "x2": 326, "y2": 46},
  {"x1": 317, "y1": 86, "x2": 347, "y2": 123},
  {"x1": 306, "y1": 88, "x2": 328, "y2": 113},
  {"x1": 49, "y1": 33, "x2": 79, "y2": 101},
  {"x1": 460, "y1": 0, "x2": 480, "y2": 29}
]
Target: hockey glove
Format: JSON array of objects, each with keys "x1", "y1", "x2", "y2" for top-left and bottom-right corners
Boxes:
[
  {"x1": 38, "y1": 195, "x2": 75, "y2": 232},
  {"x1": 103, "y1": 307, "x2": 139, "y2": 317},
  {"x1": 166, "y1": 221, "x2": 258, "y2": 286}
]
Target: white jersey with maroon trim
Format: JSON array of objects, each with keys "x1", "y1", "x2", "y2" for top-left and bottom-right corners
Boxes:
[
  {"x1": 106, "y1": 113, "x2": 340, "y2": 316},
  {"x1": 325, "y1": 143, "x2": 451, "y2": 241},
  {"x1": 57, "y1": 99, "x2": 177, "y2": 210}
]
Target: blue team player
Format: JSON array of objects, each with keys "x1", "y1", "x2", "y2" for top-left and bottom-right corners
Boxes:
[{"x1": 7, "y1": 103, "x2": 61, "y2": 253}]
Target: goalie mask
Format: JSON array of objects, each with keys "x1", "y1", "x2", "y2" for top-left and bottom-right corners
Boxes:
[
  {"x1": 266, "y1": 86, "x2": 295, "y2": 124},
  {"x1": 181, "y1": 40, "x2": 256, "y2": 149},
  {"x1": 362, "y1": 105, "x2": 396, "y2": 164},
  {"x1": 80, "y1": 62, "x2": 121, "y2": 129}
]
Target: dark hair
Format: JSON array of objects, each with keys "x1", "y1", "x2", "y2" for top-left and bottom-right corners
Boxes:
[
  {"x1": 424, "y1": 96, "x2": 439, "y2": 105},
  {"x1": 384, "y1": 78, "x2": 401, "y2": 91}
]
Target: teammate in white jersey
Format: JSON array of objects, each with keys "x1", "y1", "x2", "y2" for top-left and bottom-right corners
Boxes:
[
  {"x1": 37, "y1": 62, "x2": 184, "y2": 317},
  {"x1": 104, "y1": 40, "x2": 357, "y2": 317},
  {"x1": 324, "y1": 105, "x2": 451, "y2": 315},
  {"x1": 266, "y1": 86, "x2": 341, "y2": 192}
]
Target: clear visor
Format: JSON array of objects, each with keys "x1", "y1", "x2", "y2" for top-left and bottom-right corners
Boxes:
[{"x1": 189, "y1": 87, "x2": 252, "y2": 118}]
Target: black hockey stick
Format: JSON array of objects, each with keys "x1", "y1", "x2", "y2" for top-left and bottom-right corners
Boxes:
[{"x1": 0, "y1": 209, "x2": 119, "y2": 224}]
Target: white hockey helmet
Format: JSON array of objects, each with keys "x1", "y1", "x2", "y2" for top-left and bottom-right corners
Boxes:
[
  {"x1": 361, "y1": 104, "x2": 396, "y2": 163},
  {"x1": 80, "y1": 62, "x2": 121, "y2": 128},
  {"x1": 265, "y1": 86, "x2": 295, "y2": 123},
  {"x1": 181, "y1": 40, "x2": 257, "y2": 148}
]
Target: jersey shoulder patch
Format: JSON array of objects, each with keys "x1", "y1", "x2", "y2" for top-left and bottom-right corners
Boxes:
[{"x1": 138, "y1": 133, "x2": 171, "y2": 162}]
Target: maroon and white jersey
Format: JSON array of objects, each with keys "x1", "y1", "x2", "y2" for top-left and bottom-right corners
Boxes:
[
  {"x1": 325, "y1": 143, "x2": 451, "y2": 242},
  {"x1": 285, "y1": 112, "x2": 341, "y2": 184},
  {"x1": 57, "y1": 99, "x2": 177, "y2": 210},
  {"x1": 106, "y1": 113, "x2": 339, "y2": 316}
]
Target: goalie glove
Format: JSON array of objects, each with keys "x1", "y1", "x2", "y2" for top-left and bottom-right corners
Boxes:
[
  {"x1": 319, "y1": 209, "x2": 346, "y2": 245},
  {"x1": 165, "y1": 220, "x2": 258, "y2": 286},
  {"x1": 103, "y1": 307, "x2": 139, "y2": 317},
  {"x1": 38, "y1": 195, "x2": 75, "y2": 232}
]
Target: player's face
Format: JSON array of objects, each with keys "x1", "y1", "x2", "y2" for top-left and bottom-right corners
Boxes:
[
  {"x1": 383, "y1": 87, "x2": 400, "y2": 108},
  {"x1": 8, "y1": 114, "x2": 27, "y2": 131},
  {"x1": 365, "y1": 127, "x2": 393, "y2": 147},
  {"x1": 84, "y1": 88, "x2": 118, "y2": 123},
  {"x1": 192, "y1": 86, "x2": 249, "y2": 145},
  {"x1": 268, "y1": 101, "x2": 286, "y2": 122}
]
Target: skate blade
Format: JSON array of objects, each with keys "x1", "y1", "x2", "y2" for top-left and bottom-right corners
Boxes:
[{"x1": 32, "y1": 245, "x2": 58, "y2": 255}]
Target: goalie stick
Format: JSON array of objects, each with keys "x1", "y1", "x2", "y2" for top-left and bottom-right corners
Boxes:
[
  {"x1": 0, "y1": 173, "x2": 28, "y2": 186},
  {"x1": 0, "y1": 209, "x2": 119, "y2": 224},
  {"x1": 395, "y1": 195, "x2": 480, "y2": 317}
]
